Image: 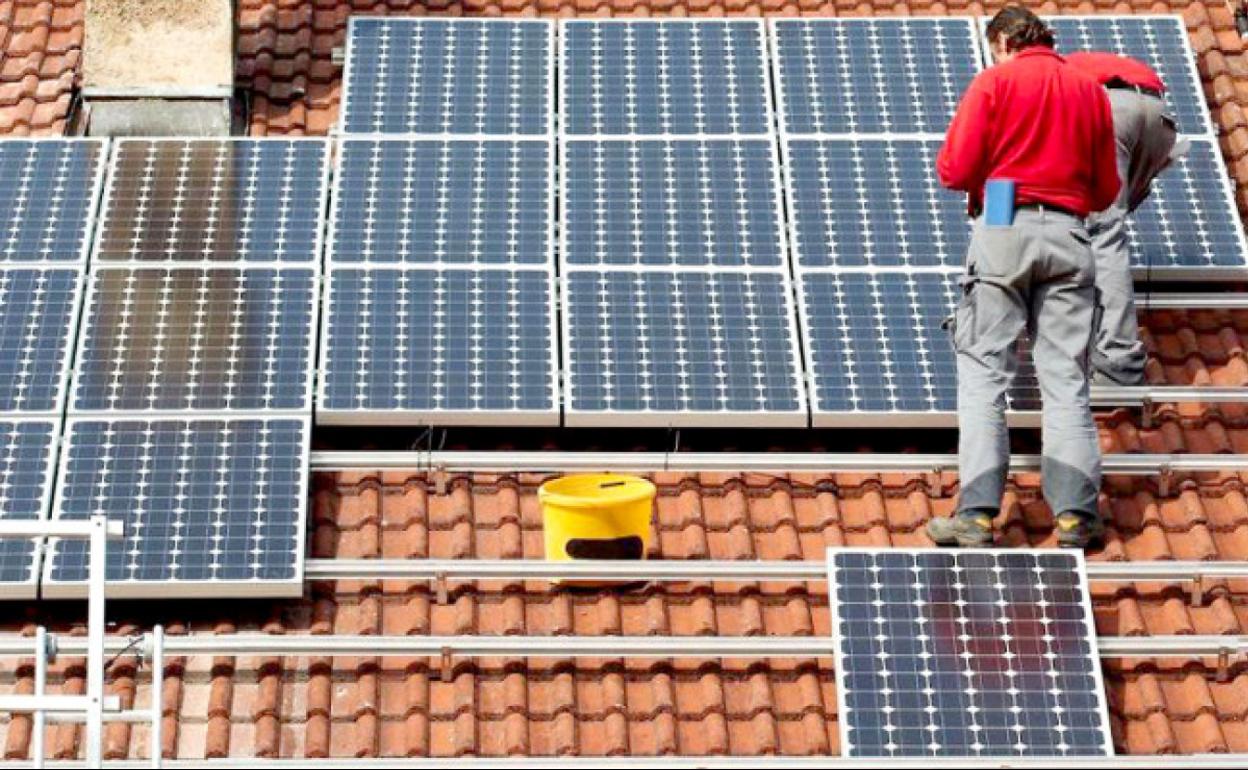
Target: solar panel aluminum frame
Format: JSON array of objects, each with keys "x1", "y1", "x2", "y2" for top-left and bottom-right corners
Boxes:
[
  {"x1": 91, "y1": 137, "x2": 333, "y2": 267},
  {"x1": 825, "y1": 546, "x2": 1116, "y2": 759},
  {"x1": 768, "y1": 17, "x2": 986, "y2": 139},
  {"x1": 559, "y1": 18, "x2": 776, "y2": 139},
  {"x1": 315, "y1": 265, "x2": 562, "y2": 427},
  {"x1": 0, "y1": 137, "x2": 110, "y2": 266},
  {"x1": 559, "y1": 265, "x2": 810, "y2": 429},
  {"x1": 0, "y1": 417, "x2": 61, "y2": 600},
  {"x1": 42, "y1": 414, "x2": 311, "y2": 600},
  {"x1": 339, "y1": 17, "x2": 557, "y2": 138},
  {"x1": 68, "y1": 266, "x2": 321, "y2": 417}
]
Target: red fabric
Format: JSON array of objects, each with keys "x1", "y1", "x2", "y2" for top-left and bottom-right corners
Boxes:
[
  {"x1": 937, "y1": 47, "x2": 1120, "y2": 218},
  {"x1": 1064, "y1": 51, "x2": 1166, "y2": 93}
]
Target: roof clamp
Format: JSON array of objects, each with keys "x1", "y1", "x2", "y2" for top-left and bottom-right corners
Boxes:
[
  {"x1": 439, "y1": 646, "x2": 454, "y2": 682},
  {"x1": 1140, "y1": 395, "x2": 1154, "y2": 429},
  {"x1": 1217, "y1": 647, "x2": 1232, "y2": 682},
  {"x1": 1158, "y1": 464, "x2": 1173, "y2": 498},
  {"x1": 1191, "y1": 573, "x2": 1205, "y2": 608},
  {"x1": 435, "y1": 571, "x2": 449, "y2": 605},
  {"x1": 433, "y1": 466, "x2": 449, "y2": 497},
  {"x1": 930, "y1": 463, "x2": 946, "y2": 491}
]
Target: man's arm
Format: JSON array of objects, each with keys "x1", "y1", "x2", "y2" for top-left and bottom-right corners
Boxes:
[
  {"x1": 937, "y1": 76, "x2": 994, "y2": 193},
  {"x1": 1088, "y1": 88, "x2": 1121, "y2": 213}
]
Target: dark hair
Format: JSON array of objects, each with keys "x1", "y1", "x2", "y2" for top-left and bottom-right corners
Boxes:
[{"x1": 986, "y1": 5, "x2": 1056, "y2": 51}]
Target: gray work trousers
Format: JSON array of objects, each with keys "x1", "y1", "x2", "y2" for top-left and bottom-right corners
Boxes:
[
  {"x1": 954, "y1": 209, "x2": 1102, "y2": 517},
  {"x1": 1086, "y1": 89, "x2": 1180, "y2": 385}
]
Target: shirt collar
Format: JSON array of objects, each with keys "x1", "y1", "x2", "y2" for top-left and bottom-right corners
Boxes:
[{"x1": 1016, "y1": 46, "x2": 1065, "y2": 63}]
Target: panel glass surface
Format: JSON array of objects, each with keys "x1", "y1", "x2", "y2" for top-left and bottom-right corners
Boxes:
[
  {"x1": 331, "y1": 139, "x2": 551, "y2": 265},
  {"x1": 0, "y1": 268, "x2": 80, "y2": 414},
  {"x1": 73, "y1": 268, "x2": 316, "y2": 413},
  {"x1": 800, "y1": 271, "x2": 1039, "y2": 422},
  {"x1": 562, "y1": 20, "x2": 771, "y2": 136},
  {"x1": 563, "y1": 139, "x2": 784, "y2": 267},
  {"x1": 830, "y1": 549, "x2": 1112, "y2": 758},
  {"x1": 47, "y1": 418, "x2": 307, "y2": 595},
  {"x1": 564, "y1": 270, "x2": 805, "y2": 423},
  {"x1": 95, "y1": 139, "x2": 328, "y2": 263},
  {"x1": 0, "y1": 140, "x2": 104, "y2": 263},
  {"x1": 773, "y1": 18, "x2": 981, "y2": 135},
  {"x1": 0, "y1": 420, "x2": 56, "y2": 594},
  {"x1": 321, "y1": 268, "x2": 556, "y2": 421},
  {"x1": 343, "y1": 18, "x2": 552, "y2": 135},
  {"x1": 1049, "y1": 16, "x2": 1211, "y2": 135},
  {"x1": 785, "y1": 138, "x2": 968, "y2": 269}
]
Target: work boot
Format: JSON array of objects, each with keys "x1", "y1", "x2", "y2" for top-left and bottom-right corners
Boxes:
[
  {"x1": 1055, "y1": 511, "x2": 1106, "y2": 549},
  {"x1": 926, "y1": 510, "x2": 995, "y2": 548}
]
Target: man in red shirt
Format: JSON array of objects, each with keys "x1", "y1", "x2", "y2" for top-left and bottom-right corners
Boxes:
[
  {"x1": 926, "y1": 6, "x2": 1119, "y2": 549},
  {"x1": 1066, "y1": 50, "x2": 1185, "y2": 386}
]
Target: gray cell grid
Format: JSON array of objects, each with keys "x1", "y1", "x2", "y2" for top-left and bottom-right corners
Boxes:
[
  {"x1": 319, "y1": 267, "x2": 558, "y2": 426},
  {"x1": 772, "y1": 18, "x2": 984, "y2": 136},
  {"x1": 562, "y1": 269, "x2": 807, "y2": 428},
  {"x1": 562, "y1": 139, "x2": 786, "y2": 268},
  {"x1": 561, "y1": 20, "x2": 773, "y2": 137},
  {"x1": 94, "y1": 138, "x2": 331, "y2": 264},
  {"x1": 1046, "y1": 15, "x2": 1213, "y2": 136},
  {"x1": 71, "y1": 267, "x2": 318, "y2": 415},
  {"x1": 44, "y1": 416, "x2": 309, "y2": 599},
  {"x1": 0, "y1": 139, "x2": 107, "y2": 264},
  {"x1": 329, "y1": 138, "x2": 553, "y2": 266},
  {"x1": 341, "y1": 18, "x2": 555, "y2": 136},
  {"x1": 827, "y1": 548, "x2": 1113, "y2": 758},
  {"x1": 797, "y1": 271, "x2": 1040, "y2": 428},
  {"x1": 0, "y1": 419, "x2": 59, "y2": 599}
]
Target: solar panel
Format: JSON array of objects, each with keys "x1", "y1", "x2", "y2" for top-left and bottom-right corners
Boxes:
[
  {"x1": 827, "y1": 548, "x2": 1113, "y2": 758},
  {"x1": 799, "y1": 271, "x2": 1039, "y2": 427},
  {"x1": 341, "y1": 18, "x2": 554, "y2": 136},
  {"x1": 772, "y1": 19, "x2": 982, "y2": 135},
  {"x1": 0, "y1": 139, "x2": 106, "y2": 263},
  {"x1": 563, "y1": 139, "x2": 786, "y2": 267},
  {"x1": 44, "y1": 417, "x2": 308, "y2": 598},
  {"x1": 94, "y1": 139, "x2": 330, "y2": 263},
  {"x1": 1048, "y1": 15, "x2": 1211, "y2": 135},
  {"x1": 72, "y1": 268, "x2": 317, "y2": 413},
  {"x1": 0, "y1": 268, "x2": 81, "y2": 415},
  {"x1": 0, "y1": 419, "x2": 57, "y2": 598},
  {"x1": 1125, "y1": 137, "x2": 1248, "y2": 274},
  {"x1": 330, "y1": 139, "x2": 552, "y2": 266},
  {"x1": 784, "y1": 138, "x2": 969, "y2": 269},
  {"x1": 563, "y1": 270, "x2": 806, "y2": 427},
  {"x1": 319, "y1": 268, "x2": 558, "y2": 426},
  {"x1": 561, "y1": 20, "x2": 772, "y2": 136}
]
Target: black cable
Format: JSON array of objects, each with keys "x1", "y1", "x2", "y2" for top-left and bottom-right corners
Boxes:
[{"x1": 104, "y1": 634, "x2": 146, "y2": 672}]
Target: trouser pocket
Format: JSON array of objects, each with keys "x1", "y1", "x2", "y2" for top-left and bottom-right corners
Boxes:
[{"x1": 945, "y1": 278, "x2": 977, "y2": 352}]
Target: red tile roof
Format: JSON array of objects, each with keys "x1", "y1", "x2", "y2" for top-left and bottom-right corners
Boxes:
[{"x1": 2, "y1": 0, "x2": 1248, "y2": 762}]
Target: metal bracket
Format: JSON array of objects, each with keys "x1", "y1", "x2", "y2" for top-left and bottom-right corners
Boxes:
[
  {"x1": 1140, "y1": 395, "x2": 1154, "y2": 429},
  {"x1": 439, "y1": 646, "x2": 453, "y2": 682},
  {"x1": 433, "y1": 467, "x2": 448, "y2": 496},
  {"x1": 1157, "y1": 465, "x2": 1173, "y2": 498},
  {"x1": 1217, "y1": 647, "x2": 1232, "y2": 682},
  {"x1": 435, "y1": 571, "x2": 449, "y2": 605},
  {"x1": 1191, "y1": 574, "x2": 1205, "y2": 607}
]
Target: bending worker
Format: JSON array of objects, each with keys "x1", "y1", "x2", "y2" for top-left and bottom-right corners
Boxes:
[
  {"x1": 1065, "y1": 48, "x2": 1186, "y2": 386},
  {"x1": 926, "y1": 5, "x2": 1120, "y2": 549}
]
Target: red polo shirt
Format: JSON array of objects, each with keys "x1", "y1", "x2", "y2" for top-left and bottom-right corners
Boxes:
[
  {"x1": 1064, "y1": 51, "x2": 1166, "y2": 93},
  {"x1": 937, "y1": 47, "x2": 1120, "y2": 218}
]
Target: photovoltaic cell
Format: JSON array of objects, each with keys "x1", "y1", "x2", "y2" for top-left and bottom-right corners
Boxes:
[
  {"x1": 331, "y1": 139, "x2": 552, "y2": 266},
  {"x1": 773, "y1": 18, "x2": 982, "y2": 135},
  {"x1": 1048, "y1": 15, "x2": 1211, "y2": 135},
  {"x1": 342, "y1": 18, "x2": 553, "y2": 135},
  {"x1": 73, "y1": 268, "x2": 317, "y2": 413},
  {"x1": 320, "y1": 268, "x2": 557, "y2": 425},
  {"x1": 0, "y1": 420, "x2": 57, "y2": 598},
  {"x1": 563, "y1": 140, "x2": 785, "y2": 267},
  {"x1": 563, "y1": 270, "x2": 806, "y2": 426},
  {"x1": 799, "y1": 272, "x2": 1039, "y2": 426},
  {"x1": 0, "y1": 268, "x2": 81, "y2": 415},
  {"x1": 95, "y1": 139, "x2": 329, "y2": 263},
  {"x1": 45, "y1": 417, "x2": 308, "y2": 598},
  {"x1": 0, "y1": 139, "x2": 105, "y2": 263},
  {"x1": 828, "y1": 549, "x2": 1113, "y2": 758},
  {"x1": 562, "y1": 20, "x2": 772, "y2": 136},
  {"x1": 785, "y1": 138, "x2": 968, "y2": 269}
]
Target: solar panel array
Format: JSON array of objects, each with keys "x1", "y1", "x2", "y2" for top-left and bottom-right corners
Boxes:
[
  {"x1": 0, "y1": 139, "x2": 106, "y2": 598},
  {"x1": 828, "y1": 549, "x2": 1113, "y2": 758},
  {"x1": 45, "y1": 138, "x2": 327, "y2": 598},
  {"x1": 561, "y1": 20, "x2": 806, "y2": 427}
]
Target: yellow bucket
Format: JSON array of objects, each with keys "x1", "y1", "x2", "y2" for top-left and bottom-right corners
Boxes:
[{"x1": 539, "y1": 474, "x2": 656, "y2": 562}]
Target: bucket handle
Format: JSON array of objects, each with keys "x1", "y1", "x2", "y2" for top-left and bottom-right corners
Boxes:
[{"x1": 599, "y1": 481, "x2": 627, "y2": 489}]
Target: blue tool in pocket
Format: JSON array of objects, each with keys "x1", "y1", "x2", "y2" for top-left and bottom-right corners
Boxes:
[{"x1": 984, "y1": 178, "x2": 1016, "y2": 227}]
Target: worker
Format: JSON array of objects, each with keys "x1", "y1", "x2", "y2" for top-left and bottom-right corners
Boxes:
[
  {"x1": 926, "y1": 5, "x2": 1120, "y2": 549},
  {"x1": 1065, "y1": 49, "x2": 1187, "y2": 386}
]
